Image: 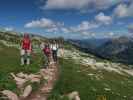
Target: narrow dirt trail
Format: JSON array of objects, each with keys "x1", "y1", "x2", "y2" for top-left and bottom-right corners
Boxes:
[{"x1": 26, "y1": 62, "x2": 59, "y2": 100}]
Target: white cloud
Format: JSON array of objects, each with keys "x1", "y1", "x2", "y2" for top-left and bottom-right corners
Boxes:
[
  {"x1": 25, "y1": 18, "x2": 64, "y2": 33},
  {"x1": 24, "y1": 18, "x2": 101, "y2": 36},
  {"x1": 60, "y1": 21, "x2": 100, "y2": 34},
  {"x1": 42, "y1": 0, "x2": 121, "y2": 11},
  {"x1": 94, "y1": 0, "x2": 121, "y2": 10},
  {"x1": 46, "y1": 27, "x2": 59, "y2": 33},
  {"x1": 95, "y1": 12, "x2": 112, "y2": 25},
  {"x1": 114, "y1": 2, "x2": 133, "y2": 18},
  {"x1": 114, "y1": 4, "x2": 128, "y2": 18},
  {"x1": 81, "y1": 31, "x2": 96, "y2": 37},
  {"x1": 70, "y1": 21, "x2": 100, "y2": 32},
  {"x1": 102, "y1": 32, "x2": 117, "y2": 38},
  {"x1": 61, "y1": 27, "x2": 71, "y2": 33},
  {"x1": 25, "y1": 18, "x2": 61, "y2": 28},
  {"x1": 43, "y1": 0, "x2": 90, "y2": 10},
  {"x1": 59, "y1": 21, "x2": 100, "y2": 38},
  {"x1": 4, "y1": 27, "x2": 14, "y2": 31},
  {"x1": 82, "y1": 32, "x2": 96, "y2": 39},
  {"x1": 108, "y1": 32, "x2": 114, "y2": 36}
]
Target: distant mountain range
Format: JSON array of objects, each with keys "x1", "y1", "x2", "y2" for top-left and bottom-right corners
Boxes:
[
  {"x1": 68, "y1": 38, "x2": 109, "y2": 53},
  {"x1": 68, "y1": 36, "x2": 133, "y2": 64}
]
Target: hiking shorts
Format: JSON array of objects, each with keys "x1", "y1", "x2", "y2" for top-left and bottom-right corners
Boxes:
[{"x1": 20, "y1": 49, "x2": 31, "y2": 58}]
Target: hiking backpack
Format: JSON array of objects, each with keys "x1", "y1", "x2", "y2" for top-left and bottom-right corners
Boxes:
[{"x1": 43, "y1": 47, "x2": 51, "y2": 55}]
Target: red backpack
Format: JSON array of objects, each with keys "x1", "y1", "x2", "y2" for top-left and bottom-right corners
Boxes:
[{"x1": 43, "y1": 47, "x2": 50, "y2": 55}]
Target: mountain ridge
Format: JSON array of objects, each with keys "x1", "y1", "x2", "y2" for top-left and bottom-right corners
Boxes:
[{"x1": 68, "y1": 36, "x2": 133, "y2": 64}]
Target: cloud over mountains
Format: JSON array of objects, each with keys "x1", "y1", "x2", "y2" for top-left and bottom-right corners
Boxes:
[{"x1": 42, "y1": 0, "x2": 121, "y2": 11}]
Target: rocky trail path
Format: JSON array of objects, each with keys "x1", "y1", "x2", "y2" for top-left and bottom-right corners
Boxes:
[
  {"x1": 0, "y1": 61, "x2": 59, "y2": 100},
  {"x1": 26, "y1": 62, "x2": 59, "y2": 100}
]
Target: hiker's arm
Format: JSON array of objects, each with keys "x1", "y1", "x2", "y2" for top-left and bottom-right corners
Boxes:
[{"x1": 29, "y1": 43, "x2": 32, "y2": 53}]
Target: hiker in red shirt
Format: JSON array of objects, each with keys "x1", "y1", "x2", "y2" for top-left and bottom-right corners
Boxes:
[
  {"x1": 20, "y1": 33, "x2": 32, "y2": 65},
  {"x1": 43, "y1": 43, "x2": 51, "y2": 68}
]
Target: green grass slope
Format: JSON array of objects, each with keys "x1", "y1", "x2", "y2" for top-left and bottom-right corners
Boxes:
[
  {"x1": 0, "y1": 42, "x2": 43, "y2": 93},
  {"x1": 49, "y1": 58, "x2": 133, "y2": 100},
  {"x1": 48, "y1": 44, "x2": 133, "y2": 100}
]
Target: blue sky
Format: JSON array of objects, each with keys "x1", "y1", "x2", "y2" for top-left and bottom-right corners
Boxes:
[{"x1": 0, "y1": 0, "x2": 133, "y2": 39}]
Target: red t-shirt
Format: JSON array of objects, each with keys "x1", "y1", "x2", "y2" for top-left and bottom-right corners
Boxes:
[
  {"x1": 43, "y1": 47, "x2": 51, "y2": 56},
  {"x1": 22, "y1": 38, "x2": 31, "y2": 50}
]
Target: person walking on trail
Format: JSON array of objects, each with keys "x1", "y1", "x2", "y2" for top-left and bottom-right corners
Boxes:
[
  {"x1": 43, "y1": 43, "x2": 51, "y2": 68},
  {"x1": 51, "y1": 41, "x2": 59, "y2": 63},
  {"x1": 20, "y1": 33, "x2": 32, "y2": 65}
]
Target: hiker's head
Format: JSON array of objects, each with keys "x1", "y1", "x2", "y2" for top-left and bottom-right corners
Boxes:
[
  {"x1": 45, "y1": 44, "x2": 49, "y2": 48},
  {"x1": 53, "y1": 40, "x2": 56, "y2": 44},
  {"x1": 24, "y1": 33, "x2": 29, "y2": 39}
]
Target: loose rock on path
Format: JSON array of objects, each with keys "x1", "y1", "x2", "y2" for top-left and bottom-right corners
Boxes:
[{"x1": 25, "y1": 62, "x2": 59, "y2": 100}]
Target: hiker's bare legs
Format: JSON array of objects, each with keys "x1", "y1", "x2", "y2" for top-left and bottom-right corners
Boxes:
[
  {"x1": 20, "y1": 49, "x2": 31, "y2": 65},
  {"x1": 21, "y1": 49, "x2": 25, "y2": 65},
  {"x1": 26, "y1": 50, "x2": 31, "y2": 65}
]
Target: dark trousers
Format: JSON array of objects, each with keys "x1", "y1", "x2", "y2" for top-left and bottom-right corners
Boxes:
[{"x1": 52, "y1": 50, "x2": 57, "y2": 62}]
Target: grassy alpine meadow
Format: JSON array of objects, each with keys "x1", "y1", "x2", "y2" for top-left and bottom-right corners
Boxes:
[
  {"x1": 48, "y1": 58, "x2": 133, "y2": 100},
  {"x1": 0, "y1": 42, "x2": 43, "y2": 94}
]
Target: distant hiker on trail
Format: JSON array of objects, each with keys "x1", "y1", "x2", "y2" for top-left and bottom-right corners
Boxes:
[
  {"x1": 20, "y1": 33, "x2": 32, "y2": 65},
  {"x1": 51, "y1": 41, "x2": 59, "y2": 63},
  {"x1": 43, "y1": 43, "x2": 51, "y2": 68}
]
